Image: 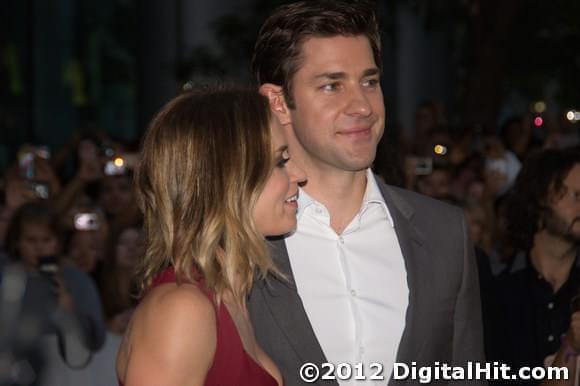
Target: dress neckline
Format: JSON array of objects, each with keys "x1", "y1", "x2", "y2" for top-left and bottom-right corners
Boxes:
[{"x1": 220, "y1": 301, "x2": 278, "y2": 384}]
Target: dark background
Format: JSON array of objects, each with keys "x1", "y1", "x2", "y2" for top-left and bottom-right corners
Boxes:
[{"x1": 1, "y1": 0, "x2": 579, "y2": 169}]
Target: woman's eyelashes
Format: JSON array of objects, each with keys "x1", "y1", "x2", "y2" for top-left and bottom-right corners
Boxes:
[{"x1": 276, "y1": 156, "x2": 290, "y2": 168}]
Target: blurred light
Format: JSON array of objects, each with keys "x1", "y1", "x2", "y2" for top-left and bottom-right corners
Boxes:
[
  {"x1": 534, "y1": 116, "x2": 543, "y2": 127},
  {"x1": 434, "y1": 144, "x2": 447, "y2": 155},
  {"x1": 567, "y1": 110, "x2": 580, "y2": 122},
  {"x1": 533, "y1": 101, "x2": 546, "y2": 113},
  {"x1": 114, "y1": 157, "x2": 124, "y2": 167}
]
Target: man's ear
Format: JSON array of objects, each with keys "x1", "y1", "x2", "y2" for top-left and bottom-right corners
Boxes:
[{"x1": 259, "y1": 83, "x2": 291, "y2": 126}]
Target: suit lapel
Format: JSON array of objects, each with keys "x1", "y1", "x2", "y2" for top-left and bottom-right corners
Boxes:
[
  {"x1": 378, "y1": 184, "x2": 433, "y2": 371},
  {"x1": 261, "y1": 237, "x2": 332, "y2": 384}
]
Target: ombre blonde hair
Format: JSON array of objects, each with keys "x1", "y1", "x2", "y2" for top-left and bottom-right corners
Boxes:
[{"x1": 135, "y1": 86, "x2": 276, "y2": 302}]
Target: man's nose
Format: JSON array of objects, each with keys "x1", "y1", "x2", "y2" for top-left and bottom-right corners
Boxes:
[{"x1": 345, "y1": 86, "x2": 372, "y2": 117}]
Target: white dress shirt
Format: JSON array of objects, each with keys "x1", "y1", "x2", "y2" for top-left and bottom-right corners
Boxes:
[{"x1": 286, "y1": 169, "x2": 409, "y2": 384}]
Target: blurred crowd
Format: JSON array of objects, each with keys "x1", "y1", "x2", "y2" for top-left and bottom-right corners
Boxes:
[
  {"x1": 0, "y1": 130, "x2": 143, "y2": 385},
  {"x1": 0, "y1": 99, "x2": 578, "y2": 385},
  {"x1": 375, "y1": 100, "x2": 580, "y2": 385},
  {"x1": 376, "y1": 101, "x2": 579, "y2": 275}
]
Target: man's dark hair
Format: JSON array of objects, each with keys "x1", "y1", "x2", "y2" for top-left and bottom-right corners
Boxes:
[
  {"x1": 252, "y1": 0, "x2": 381, "y2": 108},
  {"x1": 505, "y1": 146, "x2": 580, "y2": 252}
]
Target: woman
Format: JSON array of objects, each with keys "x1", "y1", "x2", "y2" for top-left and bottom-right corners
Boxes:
[
  {"x1": 98, "y1": 223, "x2": 143, "y2": 334},
  {"x1": 4, "y1": 202, "x2": 107, "y2": 360},
  {"x1": 116, "y1": 86, "x2": 305, "y2": 386}
]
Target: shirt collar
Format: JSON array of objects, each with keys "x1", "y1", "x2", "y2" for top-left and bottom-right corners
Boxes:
[
  {"x1": 295, "y1": 168, "x2": 394, "y2": 228},
  {"x1": 363, "y1": 168, "x2": 394, "y2": 228}
]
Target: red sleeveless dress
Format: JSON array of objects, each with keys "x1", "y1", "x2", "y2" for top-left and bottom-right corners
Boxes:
[{"x1": 119, "y1": 268, "x2": 278, "y2": 386}]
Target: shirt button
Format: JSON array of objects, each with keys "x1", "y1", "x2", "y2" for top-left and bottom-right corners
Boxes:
[
  {"x1": 547, "y1": 302, "x2": 554, "y2": 309},
  {"x1": 548, "y1": 335, "x2": 554, "y2": 342},
  {"x1": 350, "y1": 289, "x2": 357, "y2": 296},
  {"x1": 339, "y1": 236, "x2": 344, "y2": 244}
]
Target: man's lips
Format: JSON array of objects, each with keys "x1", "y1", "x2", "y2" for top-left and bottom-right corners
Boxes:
[{"x1": 336, "y1": 127, "x2": 371, "y2": 137}]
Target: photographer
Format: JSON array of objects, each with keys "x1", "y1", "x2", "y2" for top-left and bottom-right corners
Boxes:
[{"x1": 3, "y1": 203, "x2": 106, "y2": 369}]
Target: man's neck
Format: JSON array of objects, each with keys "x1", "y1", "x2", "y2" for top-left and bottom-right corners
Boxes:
[
  {"x1": 301, "y1": 165, "x2": 369, "y2": 235},
  {"x1": 529, "y1": 231, "x2": 577, "y2": 292}
]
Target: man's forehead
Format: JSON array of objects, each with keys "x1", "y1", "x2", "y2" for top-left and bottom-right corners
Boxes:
[{"x1": 296, "y1": 35, "x2": 376, "y2": 72}]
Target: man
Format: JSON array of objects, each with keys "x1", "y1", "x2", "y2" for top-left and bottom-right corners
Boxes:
[
  {"x1": 490, "y1": 147, "x2": 580, "y2": 386},
  {"x1": 248, "y1": 1, "x2": 486, "y2": 385}
]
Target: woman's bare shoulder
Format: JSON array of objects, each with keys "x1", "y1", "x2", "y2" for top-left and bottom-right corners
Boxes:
[{"x1": 118, "y1": 282, "x2": 217, "y2": 386}]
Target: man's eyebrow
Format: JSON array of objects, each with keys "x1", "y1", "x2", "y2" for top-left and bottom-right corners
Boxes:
[
  {"x1": 313, "y1": 72, "x2": 347, "y2": 81},
  {"x1": 362, "y1": 68, "x2": 380, "y2": 77},
  {"x1": 313, "y1": 68, "x2": 380, "y2": 81}
]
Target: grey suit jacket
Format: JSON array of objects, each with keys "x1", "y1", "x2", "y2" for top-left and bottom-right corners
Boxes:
[{"x1": 248, "y1": 181, "x2": 487, "y2": 385}]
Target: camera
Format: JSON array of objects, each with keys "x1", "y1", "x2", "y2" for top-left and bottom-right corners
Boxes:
[
  {"x1": 74, "y1": 213, "x2": 100, "y2": 231},
  {"x1": 37, "y1": 255, "x2": 59, "y2": 290}
]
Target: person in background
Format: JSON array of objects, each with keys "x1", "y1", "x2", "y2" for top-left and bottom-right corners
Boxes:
[
  {"x1": 116, "y1": 86, "x2": 305, "y2": 386},
  {"x1": 4, "y1": 203, "x2": 106, "y2": 356},
  {"x1": 414, "y1": 164, "x2": 454, "y2": 201},
  {"x1": 463, "y1": 202, "x2": 494, "y2": 256},
  {"x1": 0, "y1": 156, "x2": 61, "y2": 248},
  {"x1": 488, "y1": 147, "x2": 580, "y2": 386},
  {"x1": 97, "y1": 172, "x2": 141, "y2": 229},
  {"x1": 98, "y1": 224, "x2": 143, "y2": 335},
  {"x1": 500, "y1": 116, "x2": 533, "y2": 162}
]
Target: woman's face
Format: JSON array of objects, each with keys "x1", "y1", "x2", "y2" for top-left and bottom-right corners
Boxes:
[
  {"x1": 253, "y1": 120, "x2": 306, "y2": 237},
  {"x1": 98, "y1": 175, "x2": 135, "y2": 217},
  {"x1": 115, "y1": 227, "x2": 143, "y2": 269},
  {"x1": 18, "y1": 222, "x2": 59, "y2": 269},
  {"x1": 69, "y1": 231, "x2": 102, "y2": 273}
]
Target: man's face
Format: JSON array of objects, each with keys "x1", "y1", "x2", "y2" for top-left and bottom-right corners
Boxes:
[
  {"x1": 544, "y1": 164, "x2": 580, "y2": 243},
  {"x1": 286, "y1": 35, "x2": 385, "y2": 173}
]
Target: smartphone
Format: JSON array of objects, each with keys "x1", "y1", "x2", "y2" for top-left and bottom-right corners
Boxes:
[
  {"x1": 38, "y1": 255, "x2": 58, "y2": 273},
  {"x1": 27, "y1": 181, "x2": 49, "y2": 199},
  {"x1": 38, "y1": 255, "x2": 59, "y2": 289},
  {"x1": 74, "y1": 213, "x2": 100, "y2": 231},
  {"x1": 104, "y1": 157, "x2": 127, "y2": 176},
  {"x1": 18, "y1": 150, "x2": 35, "y2": 179},
  {"x1": 414, "y1": 157, "x2": 433, "y2": 175}
]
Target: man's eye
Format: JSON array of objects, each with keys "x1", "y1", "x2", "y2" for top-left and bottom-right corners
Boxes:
[
  {"x1": 321, "y1": 83, "x2": 339, "y2": 92},
  {"x1": 363, "y1": 78, "x2": 380, "y2": 88}
]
